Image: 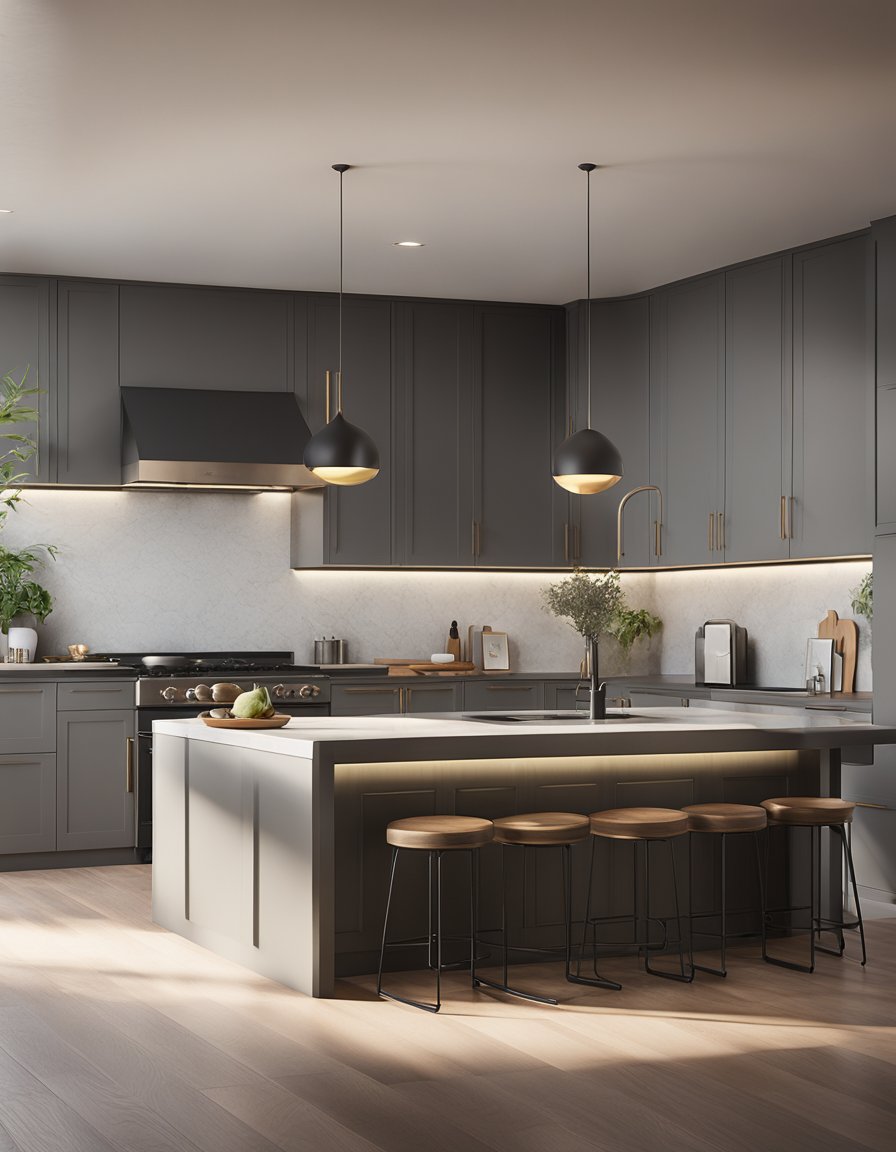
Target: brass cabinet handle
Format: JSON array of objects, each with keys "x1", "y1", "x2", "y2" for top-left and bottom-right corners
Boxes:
[
  {"x1": 125, "y1": 737, "x2": 134, "y2": 793},
  {"x1": 654, "y1": 519, "x2": 662, "y2": 557},
  {"x1": 708, "y1": 512, "x2": 715, "y2": 553},
  {"x1": 471, "y1": 520, "x2": 482, "y2": 558},
  {"x1": 564, "y1": 523, "x2": 570, "y2": 564},
  {"x1": 486, "y1": 684, "x2": 534, "y2": 692},
  {"x1": 574, "y1": 524, "x2": 581, "y2": 562},
  {"x1": 0, "y1": 686, "x2": 43, "y2": 693},
  {"x1": 788, "y1": 496, "x2": 794, "y2": 539},
  {"x1": 343, "y1": 686, "x2": 401, "y2": 695},
  {"x1": 780, "y1": 495, "x2": 787, "y2": 540},
  {"x1": 717, "y1": 511, "x2": 725, "y2": 552}
]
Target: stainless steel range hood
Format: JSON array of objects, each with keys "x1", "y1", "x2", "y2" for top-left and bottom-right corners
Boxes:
[{"x1": 121, "y1": 387, "x2": 325, "y2": 489}]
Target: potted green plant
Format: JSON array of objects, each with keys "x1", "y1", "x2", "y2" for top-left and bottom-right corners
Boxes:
[
  {"x1": 850, "y1": 570, "x2": 872, "y2": 623},
  {"x1": 543, "y1": 569, "x2": 662, "y2": 719},
  {"x1": 0, "y1": 369, "x2": 56, "y2": 660}
]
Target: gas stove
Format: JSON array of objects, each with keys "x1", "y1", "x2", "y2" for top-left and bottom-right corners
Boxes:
[{"x1": 91, "y1": 651, "x2": 331, "y2": 708}]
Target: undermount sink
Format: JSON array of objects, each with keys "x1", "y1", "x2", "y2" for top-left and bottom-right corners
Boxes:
[{"x1": 462, "y1": 710, "x2": 638, "y2": 724}]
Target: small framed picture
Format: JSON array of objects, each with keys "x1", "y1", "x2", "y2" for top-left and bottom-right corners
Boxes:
[{"x1": 482, "y1": 630, "x2": 509, "y2": 671}]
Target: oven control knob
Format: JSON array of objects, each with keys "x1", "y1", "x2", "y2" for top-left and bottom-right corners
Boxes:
[
  {"x1": 185, "y1": 687, "x2": 197, "y2": 701},
  {"x1": 298, "y1": 684, "x2": 315, "y2": 698},
  {"x1": 271, "y1": 683, "x2": 285, "y2": 699},
  {"x1": 161, "y1": 686, "x2": 179, "y2": 702}
]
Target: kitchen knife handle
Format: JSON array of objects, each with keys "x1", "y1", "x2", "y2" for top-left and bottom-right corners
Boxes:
[
  {"x1": 125, "y1": 737, "x2": 134, "y2": 793},
  {"x1": 717, "y1": 511, "x2": 725, "y2": 552},
  {"x1": 708, "y1": 512, "x2": 715, "y2": 553}
]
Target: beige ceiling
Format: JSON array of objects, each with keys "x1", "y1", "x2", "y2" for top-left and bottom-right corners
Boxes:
[{"x1": 3, "y1": 0, "x2": 896, "y2": 304}]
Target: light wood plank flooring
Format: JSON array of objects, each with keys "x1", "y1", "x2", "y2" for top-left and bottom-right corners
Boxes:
[{"x1": 0, "y1": 865, "x2": 893, "y2": 1152}]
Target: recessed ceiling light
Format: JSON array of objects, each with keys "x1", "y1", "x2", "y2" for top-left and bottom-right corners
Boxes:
[
  {"x1": 0, "y1": 209, "x2": 13, "y2": 214},
  {"x1": 394, "y1": 240, "x2": 424, "y2": 247}
]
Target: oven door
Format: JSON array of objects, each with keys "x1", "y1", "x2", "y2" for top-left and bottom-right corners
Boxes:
[{"x1": 136, "y1": 702, "x2": 330, "y2": 856}]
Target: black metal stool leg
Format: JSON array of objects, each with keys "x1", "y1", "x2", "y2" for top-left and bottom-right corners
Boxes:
[
  {"x1": 377, "y1": 847, "x2": 399, "y2": 998},
  {"x1": 823, "y1": 824, "x2": 867, "y2": 966},
  {"x1": 567, "y1": 836, "x2": 622, "y2": 991},
  {"x1": 644, "y1": 837, "x2": 694, "y2": 983},
  {"x1": 693, "y1": 831, "x2": 728, "y2": 978},
  {"x1": 764, "y1": 823, "x2": 816, "y2": 973}
]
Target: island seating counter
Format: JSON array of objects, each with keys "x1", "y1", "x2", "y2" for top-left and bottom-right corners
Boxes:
[{"x1": 151, "y1": 709, "x2": 896, "y2": 997}]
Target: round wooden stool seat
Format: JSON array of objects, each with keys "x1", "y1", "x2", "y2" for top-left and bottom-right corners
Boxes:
[
  {"x1": 386, "y1": 815, "x2": 494, "y2": 850},
  {"x1": 761, "y1": 797, "x2": 855, "y2": 826},
  {"x1": 682, "y1": 802, "x2": 768, "y2": 833},
  {"x1": 493, "y1": 811, "x2": 590, "y2": 846},
  {"x1": 589, "y1": 807, "x2": 689, "y2": 840}
]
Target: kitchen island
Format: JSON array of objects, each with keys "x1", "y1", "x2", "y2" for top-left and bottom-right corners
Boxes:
[{"x1": 152, "y1": 709, "x2": 896, "y2": 996}]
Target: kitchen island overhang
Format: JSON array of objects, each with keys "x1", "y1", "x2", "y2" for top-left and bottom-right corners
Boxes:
[{"x1": 151, "y1": 710, "x2": 896, "y2": 997}]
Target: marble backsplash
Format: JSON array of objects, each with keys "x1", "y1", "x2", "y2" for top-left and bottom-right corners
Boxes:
[{"x1": 0, "y1": 490, "x2": 872, "y2": 686}]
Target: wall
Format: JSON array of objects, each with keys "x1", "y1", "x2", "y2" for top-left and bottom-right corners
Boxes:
[{"x1": 1, "y1": 491, "x2": 871, "y2": 687}]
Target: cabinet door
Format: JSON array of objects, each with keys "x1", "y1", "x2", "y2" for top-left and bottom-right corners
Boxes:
[
  {"x1": 394, "y1": 302, "x2": 474, "y2": 566},
  {"x1": 463, "y1": 680, "x2": 544, "y2": 712},
  {"x1": 0, "y1": 683, "x2": 56, "y2": 754},
  {"x1": 330, "y1": 683, "x2": 402, "y2": 716},
  {"x1": 543, "y1": 681, "x2": 587, "y2": 710},
  {"x1": 56, "y1": 281, "x2": 121, "y2": 485},
  {"x1": 724, "y1": 258, "x2": 791, "y2": 562},
  {"x1": 573, "y1": 298, "x2": 652, "y2": 567},
  {"x1": 304, "y1": 296, "x2": 393, "y2": 565},
  {"x1": 120, "y1": 283, "x2": 293, "y2": 391},
  {"x1": 873, "y1": 217, "x2": 896, "y2": 533},
  {"x1": 791, "y1": 236, "x2": 871, "y2": 558},
  {"x1": 0, "y1": 753, "x2": 56, "y2": 854},
  {"x1": 650, "y1": 276, "x2": 725, "y2": 566},
  {"x1": 474, "y1": 305, "x2": 565, "y2": 567},
  {"x1": 0, "y1": 275, "x2": 52, "y2": 483},
  {"x1": 403, "y1": 682, "x2": 463, "y2": 713},
  {"x1": 56, "y1": 710, "x2": 135, "y2": 850}
]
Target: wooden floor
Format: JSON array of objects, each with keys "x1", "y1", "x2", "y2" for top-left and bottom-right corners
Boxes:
[{"x1": 0, "y1": 866, "x2": 893, "y2": 1152}]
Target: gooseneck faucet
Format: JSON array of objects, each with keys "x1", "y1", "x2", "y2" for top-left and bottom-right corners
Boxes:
[{"x1": 617, "y1": 485, "x2": 664, "y2": 563}]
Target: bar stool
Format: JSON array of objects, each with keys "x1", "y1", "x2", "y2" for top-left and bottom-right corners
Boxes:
[
  {"x1": 473, "y1": 811, "x2": 592, "y2": 1005},
  {"x1": 580, "y1": 807, "x2": 694, "y2": 984},
  {"x1": 682, "y1": 803, "x2": 767, "y2": 977},
  {"x1": 376, "y1": 815, "x2": 493, "y2": 1012},
  {"x1": 761, "y1": 796, "x2": 866, "y2": 973}
]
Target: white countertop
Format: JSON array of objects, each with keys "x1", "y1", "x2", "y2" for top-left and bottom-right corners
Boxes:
[{"x1": 152, "y1": 707, "x2": 896, "y2": 762}]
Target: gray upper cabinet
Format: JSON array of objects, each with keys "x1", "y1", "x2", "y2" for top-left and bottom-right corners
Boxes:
[
  {"x1": 569, "y1": 298, "x2": 652, "y2": 568},
  {"x1": 0, "y1": 275, "x2": 53, "y2": 483},
  {"x1": 393, "y1": 301, "x2": 474, "y2": 566},
  {"x1": 56, "y1": 281, "x2": 121, "y2": 486},
  {"x1": 473, "y1": 304, "x2": 565, "y2": 567},
  {"x1": 650, "y1": 275, "x2": 725, "y2": 566},
  {"x1": 300, "y1": 295, "x2": 393, "y2": 566},
  {"x1": 873, "y1": 216, "x2": 896, "y2": 533},
  {"x1": 791, "y1": 235, "x2": 871, "y2": 558},
  {"x1": 119, "y1": 283, "x2": 293, "y2": 391},
  {"x1": 724, "y1": 257, "x2": 791, "y2": 563}
]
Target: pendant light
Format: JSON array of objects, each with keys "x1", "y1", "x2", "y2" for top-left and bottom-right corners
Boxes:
[
  {"x1": 552, "y1": 163, "x2": 623, "y2": 496},
  {"x1": 303, "y1": 164, "x2": 380, "y2": 486}
]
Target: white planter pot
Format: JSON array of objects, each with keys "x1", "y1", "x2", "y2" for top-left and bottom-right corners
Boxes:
[{"x1": 7, "y1": 625, "x2": 38, "y2": 663}]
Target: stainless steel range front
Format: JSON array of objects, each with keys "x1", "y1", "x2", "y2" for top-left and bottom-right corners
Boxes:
[{"x1": 94, "y1": 651, "x2": 332, "y2": 857}]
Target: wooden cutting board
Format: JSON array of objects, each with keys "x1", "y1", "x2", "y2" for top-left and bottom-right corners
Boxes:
[{"x1": 818, "y1": 610, "x2": 858, "y2": 693}]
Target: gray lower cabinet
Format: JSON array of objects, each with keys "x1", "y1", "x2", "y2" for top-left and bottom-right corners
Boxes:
[
  {"x1": 463, "y1": 680, "x2": 544, "y2": 712},
  {"x1": 56, "y1": 280, "x2": 121, "y2": 485},
  {"x1": 874, "y1": 216, "x2": 896, "y2": 533},
  {"x1": 543, "y1": 681, "x2": 586, "y2": 710},
  {"x1": 0, "y1": 274, "x2": 53, "y2": 483},
  {"x1": 0, "y1": 753, "x2": 56, "y2": 854},
  {"x1": 650, "y1": 275, "x2": 726, "y2": 566},
  {"x1": 790, "y1": 235, "x2": 871, "y2": 558},
  {"x1": 56, "y1": 709, "x2": 135, "y2": 850},
  {"x1": 330, "y1": 683, "x2": 403, "y2": 716},
  {"x1": 403, "y1": 682, "x2": 463, "y2": 713},
  {"x1": 0, "y1": 683, "x2": 56, "y2": 754},
  {"x1": 724, "y1": 257, "x2": 791, "y2": 563}
]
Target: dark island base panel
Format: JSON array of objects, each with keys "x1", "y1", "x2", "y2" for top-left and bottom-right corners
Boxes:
[
  {"x1": 332, "y1": 748, "x2": 821, "y2": 979},
  {"x1": 0, "y1": 848, "x2": 141, "y2": 873}
]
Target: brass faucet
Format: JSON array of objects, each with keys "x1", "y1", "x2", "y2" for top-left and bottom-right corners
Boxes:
[{"x1": 616, "y1": 485, "x2": 664, "y2": 563}]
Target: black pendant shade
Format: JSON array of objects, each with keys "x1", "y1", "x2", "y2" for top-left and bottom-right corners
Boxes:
[
  {"x1": 552, "y1": 162, "x2": 624, "y2": 496},
  {"x1": 302, "y1": 410, "x2": 380, "y2": 486},
  {"x1": 552, "y1": 427, "x2": 623, "y2": 495},
  {"x1": 303, "y1": 163, "x2": 380, "y2": 487}
]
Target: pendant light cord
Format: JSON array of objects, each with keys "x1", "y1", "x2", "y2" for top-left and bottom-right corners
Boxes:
[
  {"x1": 332, "y1": 163, "x2": 350, "y2": 414},
  {"x1": 583, "y1": 163, "x2": 594, "y2": 430}
]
